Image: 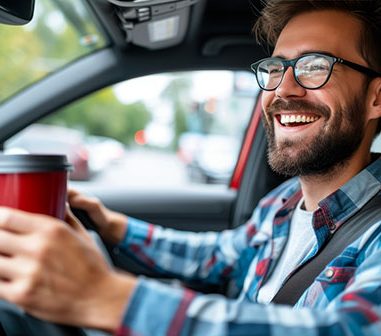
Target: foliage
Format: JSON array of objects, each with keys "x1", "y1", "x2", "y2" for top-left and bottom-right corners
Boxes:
[
  {"x1": 0, "y1": 0, "x2": 105, "y2": 103},
  {"x1": 0, "y1": 26, "x2": 43, "y2": 101},
  {"x1": 0, "y1": 0, "x2": 152, "y2": 145},
  {"x1": 42, "y1": 88, "x2": 151, "y2": 145}
]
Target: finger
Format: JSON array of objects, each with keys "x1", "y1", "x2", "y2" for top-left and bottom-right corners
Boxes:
[
  {"x1": 68, "y1": 192, "x2": 98, "y2": 211},
  {"x1": 0, "y1": 207, "x2": 67, "y2": 236},
  {"x1": 0, "y1": 280, "x2": 15, "y2": 301},
  {"x1": 67, "y1": 188, "x2": 79, "y2": 196},
  {"x1": 67, "y1": 188, "x2": 82, "y2": 200},
  {"x1": 64, "y1": 205, "x2": 93, "y2": 243},
  {"x1": 0, "y1": 277, "x2": 34, "y2": 308},
  {"x1": 0, "y1": 230, "x2": 27, "y2": 256},
  {"x1": 0, "y1": 207, "x2": 48, "y2": 234},
  {"x1": 65, "y1": 204, "x2": 85, "y2": 231},
  {"x1": 67, "y1": 189, "x2": 88, "y2": 208},
  {"x1": 0, "y1": 255, "x2": 28, "y2": 280}
]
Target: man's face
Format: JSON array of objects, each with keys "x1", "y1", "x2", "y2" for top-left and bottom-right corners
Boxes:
[{"x1": 261, "y1": 10, "x2": 370, "y2": 177}]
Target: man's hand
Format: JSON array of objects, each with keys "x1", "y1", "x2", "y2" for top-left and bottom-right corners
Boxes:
[
  {"x1": 0, "y1": 207, "x2": 136, "y2": 332},
  {"x1": 68, "y1": 189, "x2": 127, "y2": 244}
]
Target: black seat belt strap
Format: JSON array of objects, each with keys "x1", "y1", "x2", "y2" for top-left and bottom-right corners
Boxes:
[{"x1": 272, "y1": 195, "x2": 381, "y2": 305}]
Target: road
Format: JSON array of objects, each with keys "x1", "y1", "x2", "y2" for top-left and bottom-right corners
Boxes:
[{"x1": 71, "y1": 148, "x2": 189, "y2": 190}]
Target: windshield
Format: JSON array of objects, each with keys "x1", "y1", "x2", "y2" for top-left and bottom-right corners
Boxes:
[{"x1": 0, "y1": 0, "x2": 108, "y2": 104}]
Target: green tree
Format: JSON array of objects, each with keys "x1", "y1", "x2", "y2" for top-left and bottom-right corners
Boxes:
[
  {"x1": 0, "y1": 26, "x2": 43, "y2": 101},
  {"x1": 0, "y1": 0, "x2": 106, "y2": 103},
  {"x1": 42, "y1": 87, "x2": 151, "y2": 145}
]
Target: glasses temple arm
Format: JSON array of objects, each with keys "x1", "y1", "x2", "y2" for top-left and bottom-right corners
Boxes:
[{"x1": 339, "y1": 58, "x2": 381, "y2": 78}]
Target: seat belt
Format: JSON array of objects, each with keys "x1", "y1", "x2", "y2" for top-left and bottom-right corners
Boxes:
[{"x1": 272, "y1": 194, "x2": 381, "y2": 305}]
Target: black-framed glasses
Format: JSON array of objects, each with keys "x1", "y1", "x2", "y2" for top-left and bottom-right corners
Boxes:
[{"x1": 250, "y1": 52, "x2": 381, "y2": 91}]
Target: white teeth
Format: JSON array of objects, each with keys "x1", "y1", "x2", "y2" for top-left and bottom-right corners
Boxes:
[
  {"x1": 280, "y1": 115, "x2": 289, "y2": 124},
  {"x1": 279, "y1": 114, "x2": 319, "y2": 126}
]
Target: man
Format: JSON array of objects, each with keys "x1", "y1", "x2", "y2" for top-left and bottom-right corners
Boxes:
[{"x1": 0, "y1": 0, "x2": 381, "y2": 334}]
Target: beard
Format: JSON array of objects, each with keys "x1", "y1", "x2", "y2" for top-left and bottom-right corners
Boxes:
[{"x1": 263, "y1": 95, "x2": 366, "y2": 177}]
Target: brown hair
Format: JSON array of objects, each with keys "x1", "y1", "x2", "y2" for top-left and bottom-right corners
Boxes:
[{"x1": 253, "y1": 0, "x2": 381, "y2": 72}]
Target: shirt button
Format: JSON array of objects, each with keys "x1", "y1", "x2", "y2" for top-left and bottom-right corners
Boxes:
[{"x1": 325, "y1": 268, "x2": 335, "y2": 278}]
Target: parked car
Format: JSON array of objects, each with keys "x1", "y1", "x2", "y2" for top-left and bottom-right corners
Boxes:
[
  {"x1": 184, "y1": 134, "x2": 241, "y2": 184},
  {"x1": 177, "y1": 132, "x2": 205, "y2": 167},
  {"x1": 4, "y1": 124, "x2": 91, "y2": 181},
  {"x1": 85, "y1": 135, "x2": 126, "y2": 173}
]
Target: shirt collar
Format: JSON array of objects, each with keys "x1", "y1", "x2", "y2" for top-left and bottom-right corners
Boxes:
[{"x1": 318, "y1": 155, "x2": 381, "y2": 231}]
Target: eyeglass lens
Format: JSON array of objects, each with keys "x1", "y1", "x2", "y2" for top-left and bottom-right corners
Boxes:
[{"x1": 256, "y1": 55, "x2": 332, "y2": 90}]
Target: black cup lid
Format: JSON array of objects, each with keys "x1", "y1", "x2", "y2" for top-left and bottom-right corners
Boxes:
[{"x1": 0, "y1": 154, "x2": 73, "y2": 173}]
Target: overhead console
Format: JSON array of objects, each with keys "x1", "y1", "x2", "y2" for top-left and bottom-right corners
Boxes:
[{"x1": 107, "y1": 0, "x2": 199, "y2": 49}]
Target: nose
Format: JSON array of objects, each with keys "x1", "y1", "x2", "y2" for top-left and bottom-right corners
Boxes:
[{"x1": 275, "y1": 67, "x2": 306, "y2": 98}]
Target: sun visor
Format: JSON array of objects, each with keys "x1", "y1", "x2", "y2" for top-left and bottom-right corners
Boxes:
[{"x1": 107, "y1": 0, "x2": 199, "y2": 49}]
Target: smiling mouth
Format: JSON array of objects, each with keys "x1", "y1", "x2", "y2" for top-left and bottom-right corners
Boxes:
[{"x1": 276, "y1": 114, "x2": 321, "y2": 127}]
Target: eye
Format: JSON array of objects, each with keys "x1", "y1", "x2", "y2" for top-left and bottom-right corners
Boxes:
[
  {"x1": 265, "y1": 63, "x2": 283, "y2": 76},
  {"x1": 269, "y1": 67, "x2": 283, "y2": 75},
  {"x1": 297, "y1": 56, "x2": 331, "y2": 73},
  {"x1": 309, "y1": 64, "x2": 330, "y2": 71}
]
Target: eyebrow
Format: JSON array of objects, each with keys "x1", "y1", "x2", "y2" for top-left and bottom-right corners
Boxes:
[{"x1": 272, "y1": 50, "x2": 335, "y2": 59}]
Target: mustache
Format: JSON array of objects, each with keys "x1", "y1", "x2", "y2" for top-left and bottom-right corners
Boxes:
[{"x1": 266, "y1": 99, "x2": 330, "y2": 119}]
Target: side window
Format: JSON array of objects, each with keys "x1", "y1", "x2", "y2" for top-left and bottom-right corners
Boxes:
[{"x1": 5, "y1": 71, "x2": 259, "y2": 188}]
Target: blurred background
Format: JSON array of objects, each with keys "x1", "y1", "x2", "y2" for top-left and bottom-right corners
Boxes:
[
  {"x1": 1, "y1": 0, "x2": 259, "y2": 188},
  {"x1": 5, "y1": 71, "x2": 258, "y2": 188}
]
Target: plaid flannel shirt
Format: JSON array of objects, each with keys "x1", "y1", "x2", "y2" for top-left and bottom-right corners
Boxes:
[{"x1": 115, "y1": 157, "x2": 381, "y2": 336}]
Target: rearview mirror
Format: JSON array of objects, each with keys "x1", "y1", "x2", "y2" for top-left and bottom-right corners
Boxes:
[{"x1": 0, "y1": 0, "x2": 35, "y2": 25}]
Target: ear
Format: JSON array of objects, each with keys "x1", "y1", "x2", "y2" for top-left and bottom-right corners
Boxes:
[{"x1": 366, "y1": 77, "x2": 381, "y2": 121}]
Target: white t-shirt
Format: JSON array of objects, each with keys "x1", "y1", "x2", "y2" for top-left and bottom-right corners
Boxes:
[{"x1": 257, "y1": 198, "x2": 317, "y2": 304}]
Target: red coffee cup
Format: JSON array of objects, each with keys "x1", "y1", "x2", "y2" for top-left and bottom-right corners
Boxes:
[{"x1": 0, "y1": 154, "x2": 72, "y2": 219}]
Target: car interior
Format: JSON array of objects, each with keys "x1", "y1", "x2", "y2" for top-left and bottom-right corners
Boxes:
[{"x1": 0, "y1": 0, "x2": 290, "y2": 335}]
